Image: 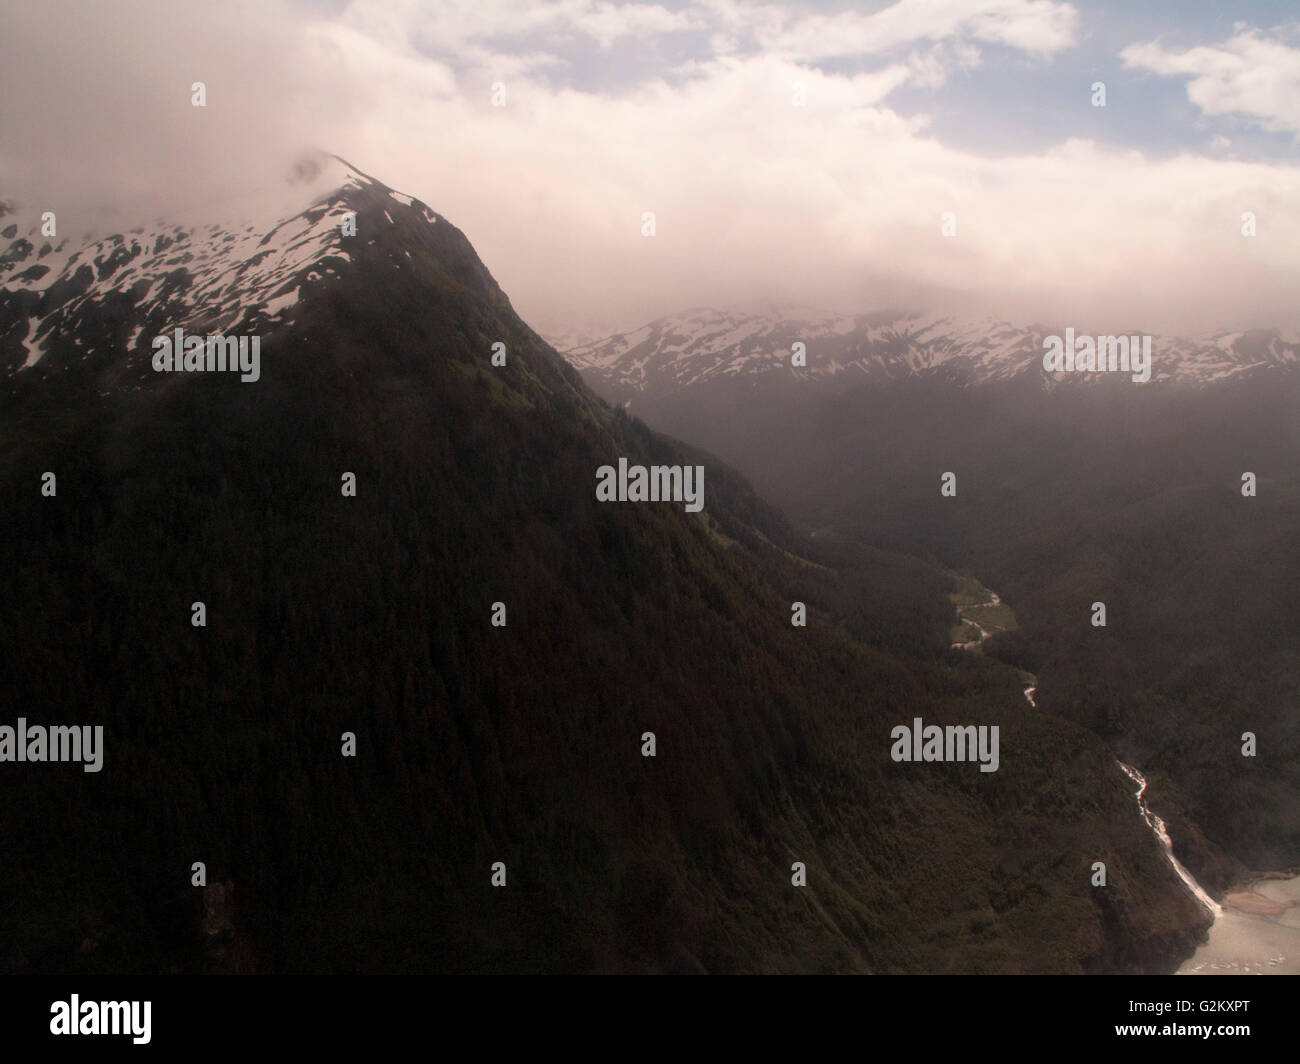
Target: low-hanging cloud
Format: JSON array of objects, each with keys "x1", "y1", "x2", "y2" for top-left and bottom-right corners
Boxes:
[{"x1": 1, "y1": 0, "x2": 1297, "y2": 339}]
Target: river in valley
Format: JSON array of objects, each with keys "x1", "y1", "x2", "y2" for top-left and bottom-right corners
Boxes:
[{"x1": 953, "y1": 580, "x2": 1299, "y2": 974}]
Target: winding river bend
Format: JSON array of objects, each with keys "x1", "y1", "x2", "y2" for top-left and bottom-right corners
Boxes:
[
  {"x1": 951, "y1": 586, "x2": 1038, "y2": 709},
  {"x1": 953, "y1": 580, "x2": 1299, "y2": 973}
]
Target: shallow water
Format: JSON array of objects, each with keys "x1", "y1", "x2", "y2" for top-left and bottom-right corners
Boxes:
[{"x1": 1177, "y1": 876, "x2": 1300, "y2": 975}]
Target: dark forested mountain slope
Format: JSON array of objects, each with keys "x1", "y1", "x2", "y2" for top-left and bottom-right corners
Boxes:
[{"x1": 0, "y1": 157, "x2": 1210, "y2": 973}]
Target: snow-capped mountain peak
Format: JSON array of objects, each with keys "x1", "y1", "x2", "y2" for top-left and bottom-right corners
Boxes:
[{"x1": 0, "y1": 153, "x2": 441, "y2": 386}]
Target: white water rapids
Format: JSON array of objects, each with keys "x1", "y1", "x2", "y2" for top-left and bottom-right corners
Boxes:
[{"x1": 1116, "y1": 762, "x2": 1220, "y2": 915}]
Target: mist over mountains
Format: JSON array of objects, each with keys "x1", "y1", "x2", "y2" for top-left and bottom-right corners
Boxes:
[{"x1": 559, "y1": 304, "x2": 1300, "y2": 902}]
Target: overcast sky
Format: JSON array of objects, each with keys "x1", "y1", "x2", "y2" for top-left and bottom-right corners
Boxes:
[{"x1": 2, "y1": 0, "x2": 1299, "y2": 337}]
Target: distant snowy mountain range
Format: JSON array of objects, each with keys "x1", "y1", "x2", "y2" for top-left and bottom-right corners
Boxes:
[{"x1": 555, "y1": 305, "x2": 1300, "y2": 395}]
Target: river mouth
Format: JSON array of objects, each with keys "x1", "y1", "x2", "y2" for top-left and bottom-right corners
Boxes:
[{"x1": 1177, "y1": 876, "x2": 1300, "y2": 974}]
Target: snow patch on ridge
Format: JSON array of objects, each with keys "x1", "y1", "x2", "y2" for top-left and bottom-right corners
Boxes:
[
  {"x1": 262, "y1": 286, "x2": 300, "y2": 318},
  {"x1": 19, "y1": 316, "x2": 44, "y2": 368}
]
